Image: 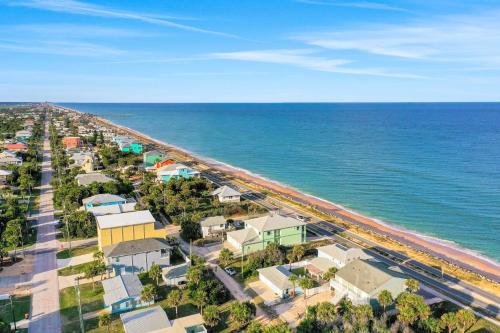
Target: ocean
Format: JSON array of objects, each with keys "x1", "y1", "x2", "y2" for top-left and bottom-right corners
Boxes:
[{"x1": 61, "y1": 103, "x2": 500, "y2": 262}]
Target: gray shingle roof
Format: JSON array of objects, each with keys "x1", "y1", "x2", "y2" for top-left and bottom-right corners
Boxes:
[
  {"x1": 103, "y1": 238, "x2": 171, "y2": 258},
  {"x1": 199, "y1": 216, "x2": 226, "y2": 227},
  {"x1": 75, "y1": 172, "x2": 115, "y2": 186},
  {"x1": 82, "y1": 193, "x2": 125, "y2": 205},
  {"x1": 102, "y1": 274, "x2": 143, "y2": 306},
  {"x1": 245, "y1": 214, "x2": 306, "y2": 232},
  {"x1": 335, "y1": 259, "x2": 407, "y2": 295},
  {"x1": 211, "y1": 186, "x2": 241, "y2": 198},
  {"x1": 258, "y1": 265, "x2": 292, "y2": 290}
]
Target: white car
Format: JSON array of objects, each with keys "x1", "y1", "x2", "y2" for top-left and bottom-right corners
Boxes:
[{"x1": 224, "y1": 267, "x2": 237, "y2": 276}]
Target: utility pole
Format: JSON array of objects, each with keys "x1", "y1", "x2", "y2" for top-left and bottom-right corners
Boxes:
[
  {"x1": 10, "y1": 296, "x2": 16, "y2": 331},
  {"x1": 75, "y1": 277, "x2": 85, "y2": 333}
]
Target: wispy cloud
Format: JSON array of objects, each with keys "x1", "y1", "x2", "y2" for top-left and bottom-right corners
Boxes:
[
  {"x1": 295, "y1": 10, "x2": 500, "y2": 66},
  {"x1": 2, "y1": 24, "x2": 156, "y2": 38},
  {"x1": 294, "y1": 0, "x2": 410, "y2": 12},
  {"x1": 210, "y1": 49, "x2": 425, "y2": 78},
  {"x1": 7, "y1": 0, "x2": 237, "y2": 38},
  {"x1": 0, "y1": 39, "x2": 126, "y2": 57}
]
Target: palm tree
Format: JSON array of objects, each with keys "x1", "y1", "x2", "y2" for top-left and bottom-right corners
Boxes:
[
  {"x1": 288, "y1": 274, "x2": 298, "y2": 297},
  {"x1": 316, "y1": 302, "x2": 337, "y2": 326},
  {"x1": 377, "y1": 290, "x2": 393, "y2": 314},
  {"x1": 440, "y1": 312, "x2": 458, "y2": 333},
  {"x1": 149, "y1": 263, "x2": 162, "y2": 285},
  {"x1": 322, "y1": 267, "x2": 338, "y2": 281},
  {"x1": 98, "y1": 313, "x2": 112, "y2": 333},
  {"x1": 287, "y1": 252, "x2": 296, "y2": 270},
  {"x1": 140, "y1": 284, "x2": 157, "y2": 304},
  {"x1": 338, "y1": 296, "x2": 353, "y2": 316},
  {"x1": 203, "y1": 305, "x2": 221, "y2": 328},
  {"x1": 166, "y1": 289, "x2": 182, "y2": 318},
  {"x1": 93, "y1": 250, "x2": 104, "y2": 263},
  {"x1": 299, "y1": 276, "x2": 314, "y2": 307},
  {"x1": 191, "y1": 289, "x2": 208, "y2": 315},
  {"x1": 456, "y1": 309, "x2": 476, "y2": 333},
  {"x1": 292, "y1": 244, "x2": 305, "y2": 262},
  {"x1": 405, "y1": 279, "x2": 420, "y2": 293}
]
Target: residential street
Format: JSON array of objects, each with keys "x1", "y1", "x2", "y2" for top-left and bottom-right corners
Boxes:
[{"x1": 28, "y1": 119, "x2": 61, "y2": 332}]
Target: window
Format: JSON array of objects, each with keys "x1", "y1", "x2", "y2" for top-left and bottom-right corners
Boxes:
[
  {"x1": 160, "y1": 249, "x2": 168, "y2": 258},
  {"x1": 267, "y1": 231, "x2": 271, "y2": 236}
]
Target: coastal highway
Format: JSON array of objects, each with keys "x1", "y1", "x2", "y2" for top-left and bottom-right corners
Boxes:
[{"x1": 201, "y1": 170, "x2": 500, "y2": 323}]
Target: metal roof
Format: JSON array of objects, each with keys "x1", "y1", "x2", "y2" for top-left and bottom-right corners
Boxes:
[
  {"x1": 82, "y1": 193, "x2": 125, "y2": 205},
  {"x1": 211, "y1": 185, "x2": 241, "y2": 198},
  {"x1": 97, "y1": 210, "x2": 155, "y2": 229},
  {"x1": 199, "y1": 216, "x2": 226, "y2": 227},
  {"x1": 245, "y1": 214, "x2": 306, "y2": 232},
  {"x1": 121, "y1": 306, "x2": 171, "y2": 333}
]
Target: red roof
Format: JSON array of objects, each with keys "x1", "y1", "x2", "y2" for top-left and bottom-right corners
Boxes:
[
  {"x1": 154, "y1": 159, "x2": 175, "y2": 169},
  {"x1": 4, "y1": 143, "x2": 27, "y2": 150}
]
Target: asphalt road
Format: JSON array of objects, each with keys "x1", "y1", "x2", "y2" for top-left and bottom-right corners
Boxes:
[
  {"x1": 28, "y1": 118, "x2": 62, "y2": 333},
  {"x1": 201, "y1": 170, "x2": 500, "y2": 323}
]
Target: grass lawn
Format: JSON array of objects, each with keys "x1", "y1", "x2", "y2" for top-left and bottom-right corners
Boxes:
[
  {"x1": 58, "y1": 261, "x2": 95, "y2": 276},
  {"x1": 0, "y1": 295, "x2": 31, "y2": 324},
  {"x1": 60, "y1": 282, "x2": 104, "y2": 333},
  {"x1": 291, "y1": 267, "x2": 307, "y2": 276},
  {"x1": 83, "y1": 314, "x2": 124, "y2": 333},
  {"x1": 57, "y1": 245, "x2": 98, "y2": 259},
  {"x1": 430, "y1": 302, "x2": 499, "y2": 333}
]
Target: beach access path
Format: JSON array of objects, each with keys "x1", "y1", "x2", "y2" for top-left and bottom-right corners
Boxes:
[{"x1": 28, "y1": 119, "x2": 62, "y2": 332}]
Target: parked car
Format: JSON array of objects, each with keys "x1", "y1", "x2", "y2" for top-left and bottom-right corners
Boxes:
[
  {"x1": 224, "y1": 267, "x2": 237, "y2": 276},
  {"x1": 296, "y1": 215, "x2": 310, "y2": 222}
]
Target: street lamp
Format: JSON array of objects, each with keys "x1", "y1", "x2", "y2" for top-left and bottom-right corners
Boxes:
[{"x1": 0, "y1": 294, "x2": 16, "y2": 331}]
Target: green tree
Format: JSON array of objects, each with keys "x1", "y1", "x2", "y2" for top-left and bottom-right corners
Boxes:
[
  {"x1": 316, "y1": 301, "x2": 336, "y2": 326},
  {"x1": 98, "y1": 313, "x2": 112, "y2": 333},
  {"x1": 351, "y1": 304, "x2": 374, "y2": 330},
  {"x1": 245, "y1": 321, "x2": 264, "y2": 333},
  {"x1": 288, "y1": 274, "x2": 298, "y2": 297},
  {"x1": 440, "y1": 312, "x2": 458, "y2": 333},
  {"x1": 93, "y1": 251, "x2": 104, "y2": 263},
  {"x1": 291, "y1": 244, "x2": 305, "y2": 262},
  {"x1": 140, "y1": 284, "x2": 157, "y2": 304},
  {"x1": 149, "y1": 263, "x2": 162, "y2": 285},
  {"x1": 322, "y1": 267, "x2": 338, "y2": 281},
  {"x1": 421, "y1": 317, "x2": 442, "y2": 333},
  {"x1": 230, "y1": 301, "x2": 255, "y2": 329},
  {"x1": 299, "y1": 276, "x2": 314, "y2": 302},
  {"x1": 0, "y1": 319, "x2": 10, "y2": 333},
  {"x1": 218, "y1": 248, "x2": 234, "y2": 268},
  {"x1": 191, "y1": 289, "x2": 209, "y2": 315},
  {"x1": 203, "y1": 305, "x2": 221, "y2": 328},
  {"x1": 338, "y1": 296, "x2": 353, "y2": 316},
  {"x1": 377, "y1": 290, "x2": 393, "y2": 313},
  {"x1": 166, "y1": 289, "x2": 182, "y2": 318},
  {"x1": 456, "y1": 309, "x2": 476, "y2": 333},
  {"x1": 263, "y1": 322, "x2": 293, "y2": 333},
  {"x1": 186, "y1": 265, "x2": 204, "y2": 284},
  {"x1": 396, "y1": 292, "x2": 430, "y2": 328},
  {"x1": 406, "y1": 278, "x2": 420, "y2": 293}
]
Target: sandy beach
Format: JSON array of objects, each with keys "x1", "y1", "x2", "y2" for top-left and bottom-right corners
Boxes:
[{"x1": 64, "y1": 106, "x2": 500, "y2": 283}]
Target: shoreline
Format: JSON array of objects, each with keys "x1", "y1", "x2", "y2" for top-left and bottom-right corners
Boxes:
[{"x1": 59, "y1": 105, "x2": 500, "y2": 282}]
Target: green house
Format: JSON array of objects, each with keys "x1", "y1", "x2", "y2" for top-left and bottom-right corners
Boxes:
[
  {"x1": 143, "y1": 150, "x2": 166, "y2": 168},
  {"x1": 113, "y1": 135, "x2": 143, "y2": 154},
  {"x1": 226, "y1": 214, "x2": 307, "y2": 255}
]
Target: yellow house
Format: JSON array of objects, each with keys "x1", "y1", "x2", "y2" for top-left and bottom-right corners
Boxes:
[{"x1": 96, "y1": 210, "x2": 166, "y2": 249}]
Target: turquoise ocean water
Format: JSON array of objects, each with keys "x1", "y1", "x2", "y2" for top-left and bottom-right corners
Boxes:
[{"x1": 61, "y1": 103, "x2": 500, "y2": 262}]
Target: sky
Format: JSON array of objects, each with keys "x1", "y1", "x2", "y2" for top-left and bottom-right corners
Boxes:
[{"x1": 1, "y1": 0, "x2": 500, "y2": 102}]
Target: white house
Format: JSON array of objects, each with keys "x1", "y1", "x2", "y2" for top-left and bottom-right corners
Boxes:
[
  {"x1": 257, "y1": 265, "x2": 298, "y2": 299},
  {"x1": 102, "y1": 274, "x2": 151, "y2": 314},
  {"x1": 330, "y1": 259, "x2": 407, "y2": 306},
  {"x1": 317, "y1": 244, "x2": 371, "y2": 269},
  {"x1": 0, "y1": 169, "x2": 12, "y2": 185},
  {"x1": 211, "y1": 185, "x2": 241, "y2": 203},
  {"x1": 199, "y1": 215, "x2": 227, "y2": 238}
]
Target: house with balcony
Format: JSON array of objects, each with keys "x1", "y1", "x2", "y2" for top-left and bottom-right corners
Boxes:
[
  {"x1": 103, "y1": 238, "x2": 171, "y2": 276},
  {"x1": 96, "y1": 210, "x2": 167, "y2": 250},
  {"x1": 199, "y1": 215, "x2": 228, "y2": 238},
  {"x1": 226, "y1": 213, "x2": 306, "y2": 255},
  {"x1": 69, "y1": 151, "x2": 94, "y2": 173},
  {"x1": 156, "y1": 163, "x2": 200, "y2": 182},
  {"x1": 143, "y1": 150, "x2": 166, "y2": 169},
  {"x1": 62, "y1": 136, "x2": 83, "y2": 149},
  {"x1": 15, "y1": 130, "x2": 32, "y2": 143}
]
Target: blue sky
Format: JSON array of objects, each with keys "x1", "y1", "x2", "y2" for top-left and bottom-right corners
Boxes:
[{"x1": 1, "y1": 0, "x2": 500, "y2": 102}]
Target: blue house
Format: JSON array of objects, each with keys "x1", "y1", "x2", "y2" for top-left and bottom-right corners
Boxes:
[
  {"x1": 82, "y1": 193, "x2": 127, "y2": 210},
  {"x1": 156, "y1": 163, "x2": 200, "y2": 183},
  {"x1": 102, "y1": 274, "x2": 152, "y2": 314},
  {"x1": 113, "y1": 135, "x2": 143, "y2": 154}
]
